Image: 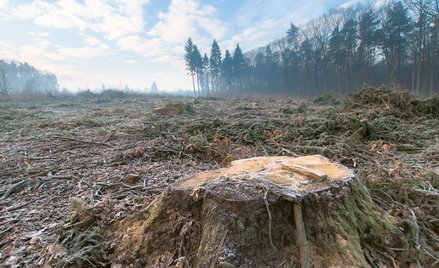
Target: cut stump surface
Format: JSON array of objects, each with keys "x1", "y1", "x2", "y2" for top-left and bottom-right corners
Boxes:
[{"x1": 111, "y1": 155, "x2": 394, "y2": 267}]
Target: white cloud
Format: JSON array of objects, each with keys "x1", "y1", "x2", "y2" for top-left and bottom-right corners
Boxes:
[
  {"x1": 123, "y1": 60, "x2": 137, "y2": 64},
  {"x1": 7, "y1": 0, "x2": 150, "y2": 39},
  {"x1": 0, "y1": 0, "x2": 8, "y2": 8},
  {"x1": 373, "y1": 0, "x2": 390, "y2": 9},
  {"x1": 147, "y1": 0, "x2": 226, "y2": 43},
  {"x1": 0, "y1": 0, "x2": 363, "y2": 91},
  {"x1": 28, "y1": 31, "x2": 51, "y2": 38},
  {"x1": 115, "y1": 0, "x2": 228, "y2": 70},
  {"x1": 222, "y1": 1, "x2": 327, "y2": 52},
  {"x1": 57, "y1": 44, "x2": 111, "y2": 59},
  {"x1": 85, "y1": 37, "x2": 100, "y2": 46},
  {"x1": 339, "y1": 0, "x2": 363, "y2": 9}
]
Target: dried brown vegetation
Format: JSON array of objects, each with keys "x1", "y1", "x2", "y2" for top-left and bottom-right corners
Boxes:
[{"x1": 0, "y1": 87, "x2": 438, "y2": 267}]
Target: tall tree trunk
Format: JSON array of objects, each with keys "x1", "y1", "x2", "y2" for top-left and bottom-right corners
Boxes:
[
  {"x1": 430, "y1": 59, "x2": 435, "y2": 96},
  {"x1": 196, "y1": 73, "x2": 201, "y2": 97},
  {"x1": 417, "y1": 54, "x2": 421, "y2": 94},
  {"x1": 412, "y1": 59, "x2": 416, "y2": 92},
  {"x1": 192, "y1": 74, "x2": 196, "y2": 97},
  {"x1": 205, "y1": 73, "x2": 210, "y2": 96}
]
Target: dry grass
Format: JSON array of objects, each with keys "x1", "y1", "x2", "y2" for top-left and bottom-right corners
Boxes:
[{"x1": 0, "y1": 88, "x2": 437, "y2": 266}]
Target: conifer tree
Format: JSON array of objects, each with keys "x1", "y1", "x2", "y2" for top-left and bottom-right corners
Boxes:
[
  {"x1": 222, "y1": 50, "x2": 233, "y2": 91},
  {"x1": 210, "y1": 39, "x2": 222, "y2": 93},
  {"x1": 202, "y1": 53, "x2": 210, "y2": 95},
  {"x1": 184, "y1": 38, "x2": 196, "y2": 96},
  {"x1": 381, "y1": 1, "x2": 413, "y2": 86},
  {"x1": 233, "y1": 44, "x2": 245, "y2": 89},
  {"x1": 192, "y1": 45, "x2": 203, "y2": 96}
]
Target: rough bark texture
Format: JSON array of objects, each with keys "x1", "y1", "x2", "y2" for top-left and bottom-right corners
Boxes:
[{"x1": 110, "y1": 155, "x2": 396, "y2": 267}]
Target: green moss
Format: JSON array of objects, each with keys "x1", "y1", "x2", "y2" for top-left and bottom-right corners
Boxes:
[{"x1": 116, "y1": 198, "x2": 161, "y2": 233}]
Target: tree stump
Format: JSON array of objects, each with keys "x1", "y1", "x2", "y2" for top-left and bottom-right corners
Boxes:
[{"x1": 111, "y1": 155, "x2": 393, "y2": 267}]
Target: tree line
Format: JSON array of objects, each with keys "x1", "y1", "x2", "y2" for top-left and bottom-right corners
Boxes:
[
  {"x1": 0, "y1": 60, "x2": 59, "y2": 97},
  {"x1": 185, "y1": 0, "x2": 439, "y2": 97}
]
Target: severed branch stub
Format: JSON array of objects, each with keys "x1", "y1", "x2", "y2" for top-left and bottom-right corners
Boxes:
[
  {"x1": 293, "y1": 203, "x2": 310, "y2": 268},
  {"x1": 282, "y1": 164, "x2": 328, "y2": 181},
  {"x1": 110, "y1": 155, "x2": 394, "y2": 267}
]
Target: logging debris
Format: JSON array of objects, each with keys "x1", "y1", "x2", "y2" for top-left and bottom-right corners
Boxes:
[{"x1": 0, "y1": 87, "x2": 438, "y2": 267}]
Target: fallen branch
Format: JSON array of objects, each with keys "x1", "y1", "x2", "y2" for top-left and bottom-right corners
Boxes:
[
  {"x1": 94, "y1": 182, "x2": 144, "y2": 190},
  {"x1": 6, "y1": 196, "x2": 46, "y2": 211},
  {"x1": 2, "y1": 179, "x2": 30, "y2": 200},
  {"x1": 52, "y1": 135, "x2": 115, "y2": 148},
  {"x1": 0, "y1": 226, "x2": 12, "y2": 236}
]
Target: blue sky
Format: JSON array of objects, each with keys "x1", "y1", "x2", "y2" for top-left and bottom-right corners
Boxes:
[{"x1": 0, "y1": 0, "x2": 366, "y2": 91}]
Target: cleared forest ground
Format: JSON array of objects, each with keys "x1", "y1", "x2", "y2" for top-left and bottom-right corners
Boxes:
[{"x1": 0, "y1": 87, "x2": 438, "y2": 267}]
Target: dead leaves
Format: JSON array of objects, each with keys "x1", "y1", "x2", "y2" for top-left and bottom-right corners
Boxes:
[
  {"x1": 130, "y1": 146, "x2": 144, "y2": 158},
  {"x1": 207, "y1": 134, "x2": 231, "y2": 163},
  {"x1": 184, "y1": 133, "x2": 234, "y2": 166},
  {"x1": 368, "y1": 140, "x2": 396, "y2": 153},
  {"x1": 264, "y1": 129, "x2": 282, "y2": 139},
  {"x1": 289, "y1": 115, "x2": 304, "y2": 127},
  {"x1": 126, "y1": 174, "x2": 141, "y2": 184},
  {"x1": 389, "y1": 160, "x2": 406, "y2": 177}
]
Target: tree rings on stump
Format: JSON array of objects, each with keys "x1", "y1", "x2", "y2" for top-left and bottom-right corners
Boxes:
[{"x1": 110, "y1": 155, "x2": 393, "y2": 267}]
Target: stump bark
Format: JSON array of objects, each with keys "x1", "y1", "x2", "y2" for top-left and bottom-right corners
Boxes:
[{"x1": 111, "y1": 155, "x2": 393, "y2": 267}]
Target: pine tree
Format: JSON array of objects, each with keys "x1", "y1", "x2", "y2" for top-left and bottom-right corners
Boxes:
[
  {"x1": 210, "y1": 39, "x2": 222, "y2": 93},
  {"x1": 233, "y1": 44, "x2": 245, "y2": 90},
  {"x1": 150, "y1": 82, "x2": 158, "y2": 93},
  {"x1": 358, "y1": 8, "x2": 379, "y2": 83},
  {"x1": 222, "y1": 50, "x2": 233, "y2": 91},
  {"x1": 0, "y1": 69, "x2": 8, "y2": 96},
  {"x1": 192, "y1": 45, "x2": 203, "y2": 96},
  {"x1": 202, "y1": 53, "x2": 210, "y2": 95},
  {"x1": 340, "y1": 18, "x2": 358, "y2": 90},
  {"x1": 184, "y1": 38, "x2": 196, "y2": 96},
  {"x1": 286, "y1": 23, "x2": 300, "y2": 92},
  {"x1": 381, "y1": 1, "x2": 413, "y2": 86},
  {"x1": 287, "y1": 23, "x2": 300, "y2": 48},
  {"x1": 329, "y1": 26, "x2": 343, "y2": 92},
  {"x1": 405, "y1": 0, "x2": 433, "y2": 93}
]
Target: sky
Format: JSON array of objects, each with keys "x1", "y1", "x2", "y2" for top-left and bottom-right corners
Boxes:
[{"x1": 0, "y1": 0, "x2": 367, "y2": 91}]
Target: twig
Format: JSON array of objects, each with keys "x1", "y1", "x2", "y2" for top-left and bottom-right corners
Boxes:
[
  {"x1": 50, "y1": 175, "x2": 75, "y2": 180},
  {"x1": 263, "y1": 187, "x2": 276, "y2": 252},
  {"x1": 52, "y1": 135, "x2": 115, "y2": 148},
  {"x1": 281, "y1": 148, "x2": 298, "y2": 157},
  {"x1": 409, "y1": 208, "x2": 421, "y2": 268},
  {"x1": 0, "y1": 226, "x2": 12, "y2": 236},
  {"x1": 2, "y1": 179, "x2": 29, "y2": 200},
  {"x1": 6, "y1": 196, "x2": 46, "y2": 211},
  {"x1": 94, "y1": 182, "x2": 144, "y2": 190},
  {"x1": 260, "y1": 143, "x2": 269, "y2": 156}
]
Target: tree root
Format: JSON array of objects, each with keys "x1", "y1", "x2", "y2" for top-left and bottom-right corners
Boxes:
[{"x1": 263, "y1": 188, "x2": 277, "y2": 252}]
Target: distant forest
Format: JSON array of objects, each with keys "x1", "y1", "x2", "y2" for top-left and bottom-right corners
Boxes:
[
  {"x1": 0, "y1": 60, "x2": 59, "y2": 96},
  {"x1": 185, "y1": 0, "x2": 439, "y2": 97}
]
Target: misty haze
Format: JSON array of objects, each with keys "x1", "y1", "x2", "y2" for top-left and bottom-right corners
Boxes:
[{"x1": 0, "y1": 0, "x2": 438, "y2": 267}]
